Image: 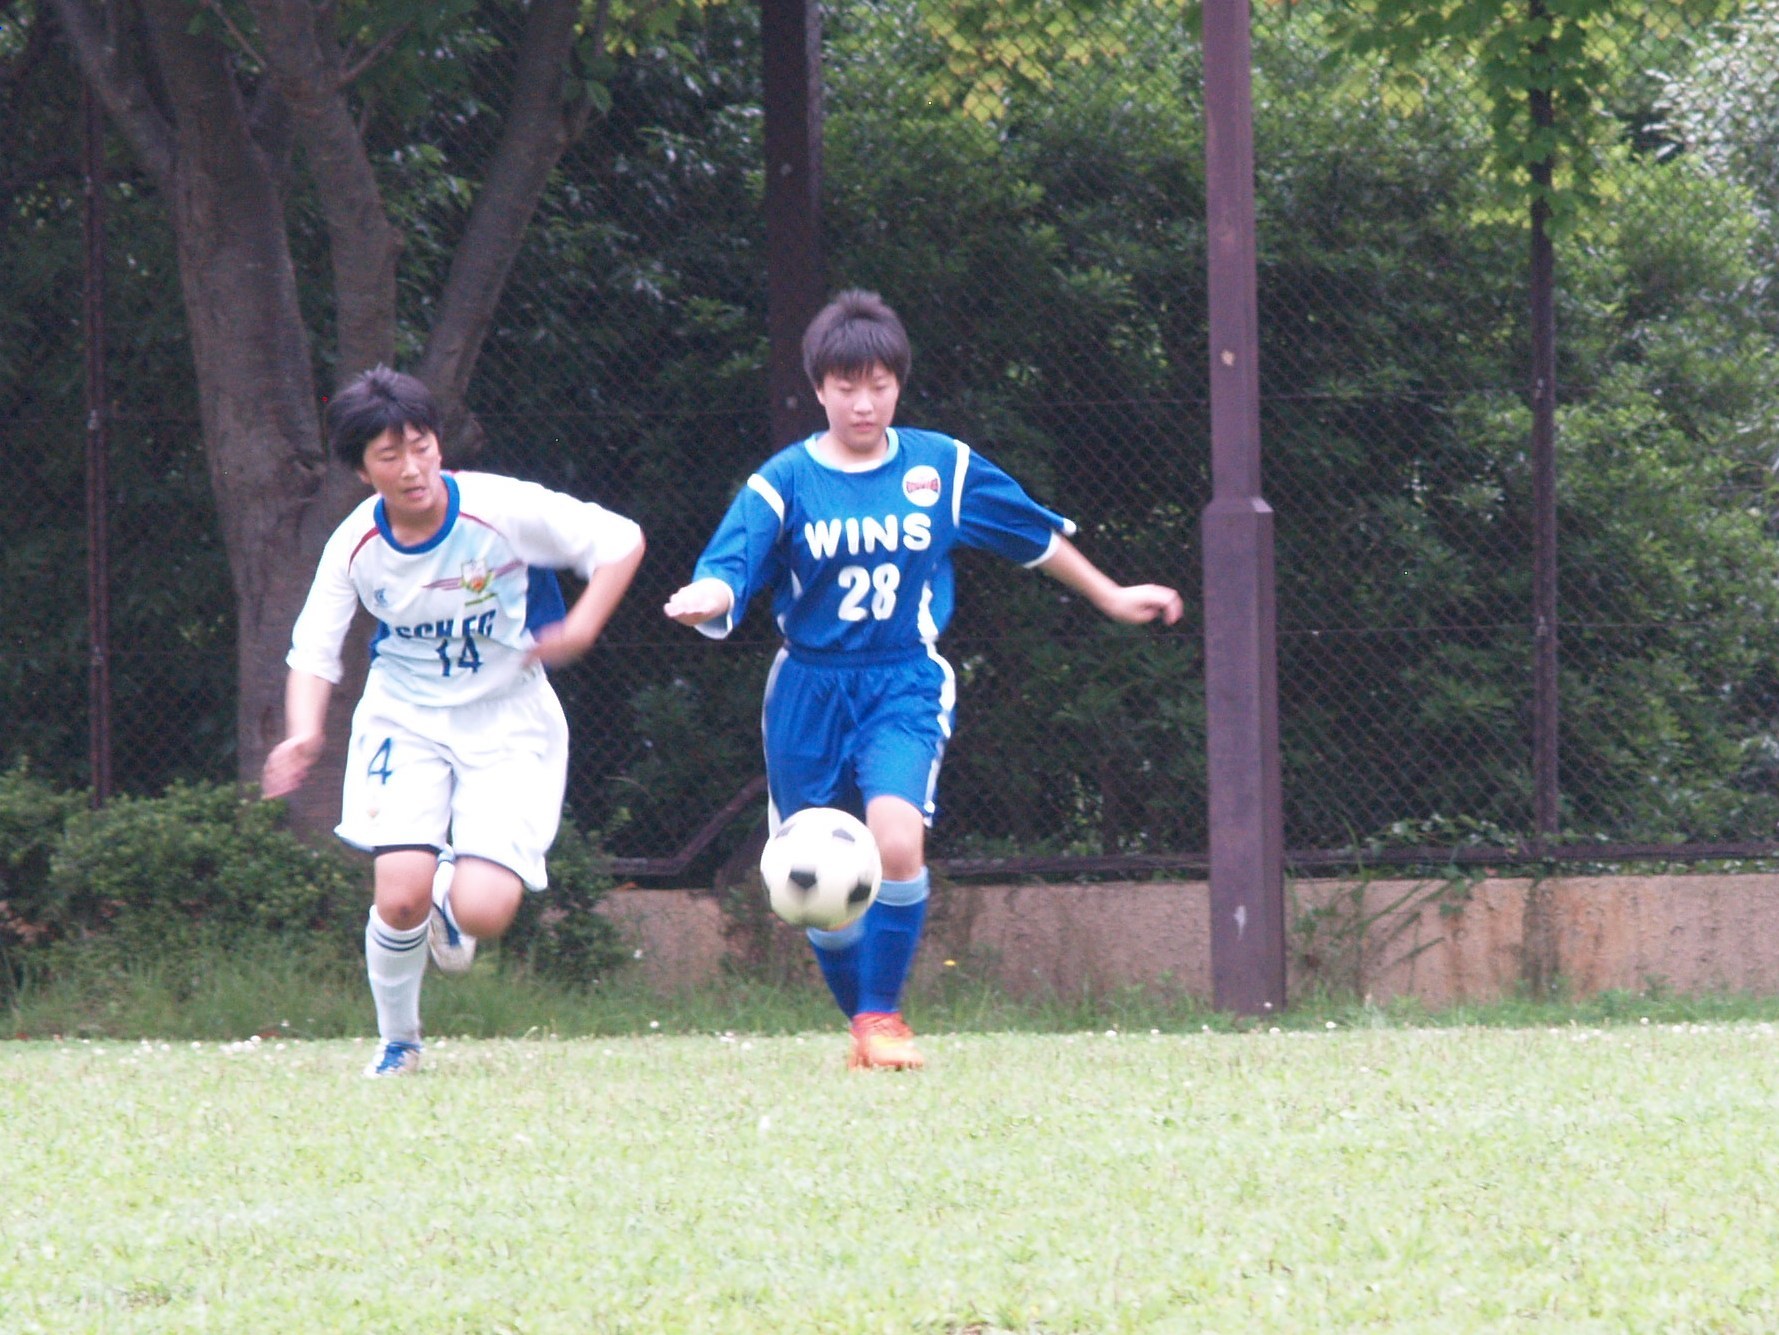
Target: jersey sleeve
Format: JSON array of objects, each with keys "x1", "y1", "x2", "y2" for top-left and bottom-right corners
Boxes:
[
  {"x1": 473, "y1": 473, "x2": 642, "y2": 579},
  {"x1": 285, "y1": 517, "x2": 370, "y2": 684},
  {"x1": 688, "y1": 470, "x2": 791, "y2": 640},
  {"x1": 953, "y1": 443, "x2": 1078, "y2": 566}
]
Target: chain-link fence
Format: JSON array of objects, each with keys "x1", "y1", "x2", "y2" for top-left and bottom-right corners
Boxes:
[{"x1": 6, "y1": 2, "x2": 1779, "y2": 881}]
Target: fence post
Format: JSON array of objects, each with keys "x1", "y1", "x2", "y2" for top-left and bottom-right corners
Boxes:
[
  {"x1": 760, "y1": 0, "x2": 827, "y2": 446},
  {"x1": 1201, "y1": 0, "x2": 1286, "y2": 1015},
  {"x1": 1528, "y1": 18, "x2": 1560, "y2": 846},
  {"x1": 83, "y1": 82, "x2": 113, "y2": 806}
]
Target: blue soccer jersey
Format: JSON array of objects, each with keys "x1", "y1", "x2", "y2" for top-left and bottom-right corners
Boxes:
[{"x1": 691, "y1": 428, "x2": 1075, "y2": 653}]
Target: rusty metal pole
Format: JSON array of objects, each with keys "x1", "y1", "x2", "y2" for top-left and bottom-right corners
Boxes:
[
  {"x1": 1201, "y1": 0, "x2": 1285, "y2": 1015},
  {"x1": 1528, "y1": 43, "x2": 1560, "y2": 847},
  {"x1": 760, "y1": 0, "x2": 827, "y2": 446},
  {"x1": 83, "y1": 83, "x2": 114, "y2": 805}
]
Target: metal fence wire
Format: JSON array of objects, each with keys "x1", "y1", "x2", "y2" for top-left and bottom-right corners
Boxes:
[{"x1": 6, "y1": 1, "x2": 1779, "y2": 880}]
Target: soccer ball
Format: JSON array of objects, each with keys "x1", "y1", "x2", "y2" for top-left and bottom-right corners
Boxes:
[{"x1": 759, "y1": 807, "x2": 882, "y2": 930}]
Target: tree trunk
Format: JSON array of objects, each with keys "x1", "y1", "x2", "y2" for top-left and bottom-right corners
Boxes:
[
  {"x1": 417, "y1": 0, "x2": 589, "y2": 448},
  {"x1": 167, "y1": 178, "x2": 357, "y2": 839},
  {"x1": 53, "y1": 0, "x2": 602, "y2": 840},
  {"x1": 140, "y1": 0, "x2": 359, "y2": 836},
  {"x1": 246, "y1": 0, "x2": 401, "y2": 378}
]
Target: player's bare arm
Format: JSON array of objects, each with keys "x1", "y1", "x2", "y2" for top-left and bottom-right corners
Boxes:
[
  {"x1": 527, "y1": 535, "x2": 647, "y2": 668},
  {"x1": 1036, "y1": 536, "x2": 1184, "y2": 626},
  {"x1": 662, "y1": 576, "x2": 735, "y2": 627},
  {"x1": 261, "y1": 670, "x2": 334, "y2": 797}
]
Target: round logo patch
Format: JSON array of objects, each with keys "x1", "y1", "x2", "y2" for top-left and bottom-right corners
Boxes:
[{"x1": 903, "y1": 465, "x2": 942, "y2": 507}]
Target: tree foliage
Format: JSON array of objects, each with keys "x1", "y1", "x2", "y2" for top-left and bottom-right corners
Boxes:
[
  {"x1": 8, "y1": 1, "x2": 1779, "y2": 865},
  {"x1": 1330, "y1": 0, "x2": 1744, "y2": 228}
]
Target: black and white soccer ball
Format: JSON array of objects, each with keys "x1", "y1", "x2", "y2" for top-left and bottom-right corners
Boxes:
[{"x1": 759, "y1": 807, "x2": 883, "y2": 930}]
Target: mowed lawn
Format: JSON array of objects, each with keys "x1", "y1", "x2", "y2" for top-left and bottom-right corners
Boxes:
[{"x1": 4, "y1": 1023, "x2": 1778, "y2": 1333}]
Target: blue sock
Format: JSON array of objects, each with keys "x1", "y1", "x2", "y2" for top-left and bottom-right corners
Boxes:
[
  {"x1": 857, "y1": 870, "x2": 930, "y2": 1015},
  {"x1": 806, "y1": 916, "x2": 866, "y2": 1018}
]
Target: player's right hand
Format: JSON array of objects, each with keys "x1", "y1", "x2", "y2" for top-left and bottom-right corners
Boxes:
[
  {"x1": 662, "y1": 578, "x2": 733, "y2": 627},
  {"x1": 1104, "y1": 582, "x2": 1185, "y2": 627},
  {"x1": 261, "y1": 734, "x2": 322, "y2": 799}
]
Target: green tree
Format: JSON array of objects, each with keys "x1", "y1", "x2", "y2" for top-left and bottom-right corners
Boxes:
[
  {"x1": 41, "y1": 0, "x2": 725, "y2": 833},
  {"x1": 1329, "y1": 0, "x2": 1743, "y2": 227}
]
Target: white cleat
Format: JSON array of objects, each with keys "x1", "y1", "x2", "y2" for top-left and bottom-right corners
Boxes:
[
  {"x1": 427, "y1": 848, "x2": 477, "y2": 975},
  {"x1": 363, "y1": 1039, "x2": 422, "y2": 1078}
]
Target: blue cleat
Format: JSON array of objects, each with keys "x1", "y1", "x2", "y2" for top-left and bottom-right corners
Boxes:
[{"x1": 363, "y1": 1039, "x2": 423, "y2": 1078}]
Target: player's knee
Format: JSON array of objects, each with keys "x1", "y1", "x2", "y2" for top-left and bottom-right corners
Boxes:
[
  {"x1": 449, "y1": 858, "x2": 526, "y2": 936},
  {"x1": 373, "y1": 887, "x2": 431, "y2": 931},
  {"x1": 372, "y1": 847, "x2": 440, "y2": 928},
  {"x1": 864, "y1": 796, "x2": 925, "y2": 879},
  {"x1": 874, "y1": 830, "x2": 924, "y2": 881},
  {"x1": 453, "y1": 895, "x2": 521, "y2": 939}
]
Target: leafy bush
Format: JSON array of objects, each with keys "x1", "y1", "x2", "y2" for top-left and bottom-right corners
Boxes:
[
  {"x1": 0, "y1": 768, "x2": 629, "y2": 995},
  {"x1": 501, "y1": 816, "x2": 627, "y2": 989},
  {"x1": 0, "y1": 762, "x2": 86, "y2": 949},
  {"x1": 47, "y1": 782, "x2": 367, "y2": 951}
]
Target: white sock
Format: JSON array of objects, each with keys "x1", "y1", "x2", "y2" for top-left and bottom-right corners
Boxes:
[
  {"x1": 365, "y1": 907, "x2": 428, "y2": 1044},
  {"x1": 432, "y1": 854, "x2": 466, "y2": 937}
]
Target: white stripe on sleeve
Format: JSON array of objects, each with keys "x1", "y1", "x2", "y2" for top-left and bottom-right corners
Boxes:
[
  {"x1": 950, "y1": 441, "x2": 970, "y2": 527},
  {"x1": 747, "y1": 473, "x2": 786, "y2": 526}
]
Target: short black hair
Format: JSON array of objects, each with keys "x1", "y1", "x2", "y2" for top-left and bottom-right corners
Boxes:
[
  {"x1": 801, "y1": 289, "x2": 912, "y2": 388},
  {"x1": 325, "y1": 366, "x2": 442, "y2": 467}
]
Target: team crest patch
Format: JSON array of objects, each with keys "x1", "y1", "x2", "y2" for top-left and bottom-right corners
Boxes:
[
  {"x1": 903, "y1": 465, "x2": 942, "y2": 507},
  {"x1": 461, "y1": 559, "x2": 490, "y2": 594}
]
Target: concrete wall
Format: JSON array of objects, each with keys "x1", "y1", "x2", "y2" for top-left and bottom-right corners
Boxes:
[{"x1": 599, "y1": 874, "x2": 1779, "y2": 1004}]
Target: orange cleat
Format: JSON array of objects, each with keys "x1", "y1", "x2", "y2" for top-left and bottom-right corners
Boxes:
[{"x1": 848, "y1": 1011, "x2": 926, "y2": 1071}]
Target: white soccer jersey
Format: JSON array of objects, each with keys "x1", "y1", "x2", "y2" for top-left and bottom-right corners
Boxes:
[{"x1": 287, "y1": 471, "x2": 642, "y2": 706}]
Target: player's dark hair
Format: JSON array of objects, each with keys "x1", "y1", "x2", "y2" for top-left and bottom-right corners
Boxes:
[
  {"x1": 802, "y1": 289, "x2": 912, "y2": 387},
  {"x1": 326, "y1": 365, "x2": 443, "y2": 467}
]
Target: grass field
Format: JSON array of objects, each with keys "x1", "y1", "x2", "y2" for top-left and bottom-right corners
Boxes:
[{"x1": 7, "y1": 1004, "x2": 1779, "y2": 1333}]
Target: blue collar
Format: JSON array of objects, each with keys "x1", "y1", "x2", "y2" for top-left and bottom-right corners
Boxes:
[{"x1": 374, "y1": 473, "x2": 459, "y2": 553}]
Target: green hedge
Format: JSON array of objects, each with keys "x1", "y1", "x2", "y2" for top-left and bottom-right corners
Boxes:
[{"x1": 0, "y1": 765, "x2": 626, "y2": 989}]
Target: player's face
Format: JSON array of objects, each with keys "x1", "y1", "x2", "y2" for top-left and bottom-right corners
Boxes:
[
  {"x1": 815, "y1": 365, "x2": 900, "y2": 458},
  {"x1": 358, "y1": 423, "x2": 446, "y2": 525}
]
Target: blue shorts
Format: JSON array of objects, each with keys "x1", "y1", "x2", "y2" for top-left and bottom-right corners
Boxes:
[{"x1": 760, "y1": 645, "x2": 957, "y2": 827}]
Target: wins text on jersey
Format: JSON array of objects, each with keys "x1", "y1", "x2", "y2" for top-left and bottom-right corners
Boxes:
[{"x1": 801, "y1": 512, "x2": 933, "y2": 559}]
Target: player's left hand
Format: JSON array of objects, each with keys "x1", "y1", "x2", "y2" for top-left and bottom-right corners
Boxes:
[{"x1": 1104, "y1": 583, "x2": 1185, "y2": 626}]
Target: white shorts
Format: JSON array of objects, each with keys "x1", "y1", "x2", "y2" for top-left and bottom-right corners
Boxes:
[{"x1": 336, "y1": 669, "x2": 568, "y2": 889}]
